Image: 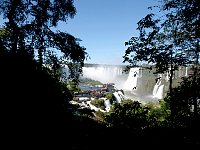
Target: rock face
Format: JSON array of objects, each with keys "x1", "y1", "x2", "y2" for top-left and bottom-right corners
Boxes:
[{"x1": 123, "y1": 66, "x2": 190, "y2": 101}]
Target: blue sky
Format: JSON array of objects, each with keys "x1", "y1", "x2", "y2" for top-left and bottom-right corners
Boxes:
[
  {"x1": 57, "y1": 0, "x2": 159, "y2": 65},
  {"x1": 0, "y1": 0, "x2": 159, "y2": 65}
]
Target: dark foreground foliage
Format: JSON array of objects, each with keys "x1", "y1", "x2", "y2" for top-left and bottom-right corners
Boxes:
[{"x1": 1, "y1": 50, "x2": 199, "y2": 150}]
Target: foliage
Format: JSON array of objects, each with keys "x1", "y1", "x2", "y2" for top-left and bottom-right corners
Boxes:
[
  {"x1": 76, "y1": 107, "x2": 95, "y2": 118},
  {"x1": 0, "y1": 0, "x2": 88, "y2": 81},
  {"x1": 123, "y1": 2, "x2": 199, "y2": 137},
  {"x1": 123, "y1": 0, "x2": 199, "y2": 96},
  {"x1": 0, "y1": 1, "x2": 89, "y2": 146},
  {"x1": 105, "y1": 93, "x2": 115, "y2": 104},
  {"x1": 0, "y1": 50, "x2": 74, "y2": 137},
  {"x1": 161, "y1": 0, "x2": 200, "y2": 71},
  {"x1": 90, "y1": 99, "x2": 105, "y2": 110},
  {"x1": 101, "y1": 98, "x2": 173, "y2": 129},
  {"x1": 104, "y1": 100, "x2": 149, "y2": 129},
  {"x1": 0, "y1": 28, "x2": 10, "y2": 39},
  {"x1": 147, "y1": 100, "x2": 171, "y2": 127},
  {"x1": 79, "y1": 78, "x2": 103, "y2": 86},
  {"x1": 123, "y1": 13, "x2": 185, "y2": 71},
  {"x1": 67, "y1": 80, "x2": 81, "y2": 94},
  {"x1": 164, "y1": 68, "x2": 200, "y2": 127},
  {"x1": 94, "y1": 110, "x2": 106, "y2": 122}
]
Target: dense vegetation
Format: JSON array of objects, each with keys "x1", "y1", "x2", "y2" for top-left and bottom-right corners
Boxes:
[
  {"x1": 0, "y1": 0, "x2": 199, "y2": 149},
  {"x1": 79, "y1": 78, "x2": 103, "y2": 86},
  {"x1": 91, "y1": 98, "x2": 106, "y2": 110}
]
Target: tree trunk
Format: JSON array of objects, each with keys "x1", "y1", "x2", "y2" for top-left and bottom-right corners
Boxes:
[
  {"x1": 193, "y1": 40, "x2": 199, "y2": 119},
  {"x1": 169, "y1": 49, "x2": 175, "y2": 123}
]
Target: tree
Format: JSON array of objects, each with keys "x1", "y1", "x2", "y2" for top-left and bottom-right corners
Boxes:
[
  {"x1": 0, "y1": 0, "x2": 87, "y2": 80},
  {"x1": 123, "y1": 13, "x2": 187, "y2": 97},
  {"x1": 67, "y1": 79, "x2": 81, "y2": 94},
  {"x1": 161, "y1": 0, "x2": 200, "y2": 119},
  {"x1": 104, "y1": 100, "x2": 149, "y2": 129},
  {"x1": 91, "y1": 99, "x2": 106, "y2": 110},
  {"x1": 163, "y1": 69, "x2": 200, "y2": 146},
  {"x1": 147, "y1": 100, "x2": 171, "y2": 127},
  {"x1": 0, "y1": 1, "x2": 88, "y2": 146},
  {"x1": 123, "y1": 0, "x2": 199, "y2": 117}
]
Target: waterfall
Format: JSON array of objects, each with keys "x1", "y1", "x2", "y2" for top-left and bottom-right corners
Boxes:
[
  {"x1": 104, "y1": 99, "x2": 111, "y2": 111},
  {"x1": 113, "y1": 90, "x2": 126, "y2": 103},
  {"x1": 185, "y1": 67, "x2": 188, "y2": 76},
  {"x1": 81, "y1": 66, "x2": 125, "y2": 87},
  {"x1": 64, "y1": 65, "x2": 190, "y2": 103},
  {"x1": 152, "y1": 80, "x2": 161, "y2": 96},
  {"x1": 118, "y1": 91, "x2": 126, "y2": 100},
  {"x1": 156, "y1": 85, "x2": 164, "y2": 99},
  {"x1": 152, "y1": 75, "x2": 164, "y2": 99},
  {"x1": 165, "y1": 72, "x2": 169, "y2": 82},
  {"x1": 113, "y1": 92, "x2": 122, "y2": 103},
  {"x1": 123, "y1": 68, "x2": 140, "y2": 91}
]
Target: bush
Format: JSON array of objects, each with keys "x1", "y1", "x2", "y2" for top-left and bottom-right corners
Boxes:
[
  {"x1": 105, "y1": 93, "x2": 115, "y2": 104},
  {"x1": 91, "y1": 99, "x2": 106, "y2": 110},
  {"x1": 104, "y1": 100, "x2": 149, "y2": 129}
]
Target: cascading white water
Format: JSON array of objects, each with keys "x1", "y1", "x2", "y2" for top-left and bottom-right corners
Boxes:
[
  {"x1": 152, "y1": 80, "x2": 161, "y2": 96},
  {"x1": 156, "y1": 85, "x2": 164, "y2": 99},
  {"x1": 113, "y1": 91, "x2": 122, "y2": 103},
  {"x1": 82, "y1": 66, "x2": 124, "y2": 84},
  {"x1": 81, "y1": 65, "x2": 127, "y2": 90},
  {"x1": 104, "y1": 99, "x2": 111, "y2": 111},
  {"x1": 165, "y1": 72, "x2": 169, "y2": 82},
  {"x1": 152, "y1": 74, "x2": 164, "y2": 99},
  {"x1": 123, "y1": 68, "x2": 140, "y2": 91},
  {"x1": 117, "y1": 91, "x2": 126, "y2": 100},
  {"x1": 112, "y1": 90, "x2": 126, "y2": 103},
  {"x1": 185, "y1": 67, "x2": 188, "y2": 76}
]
